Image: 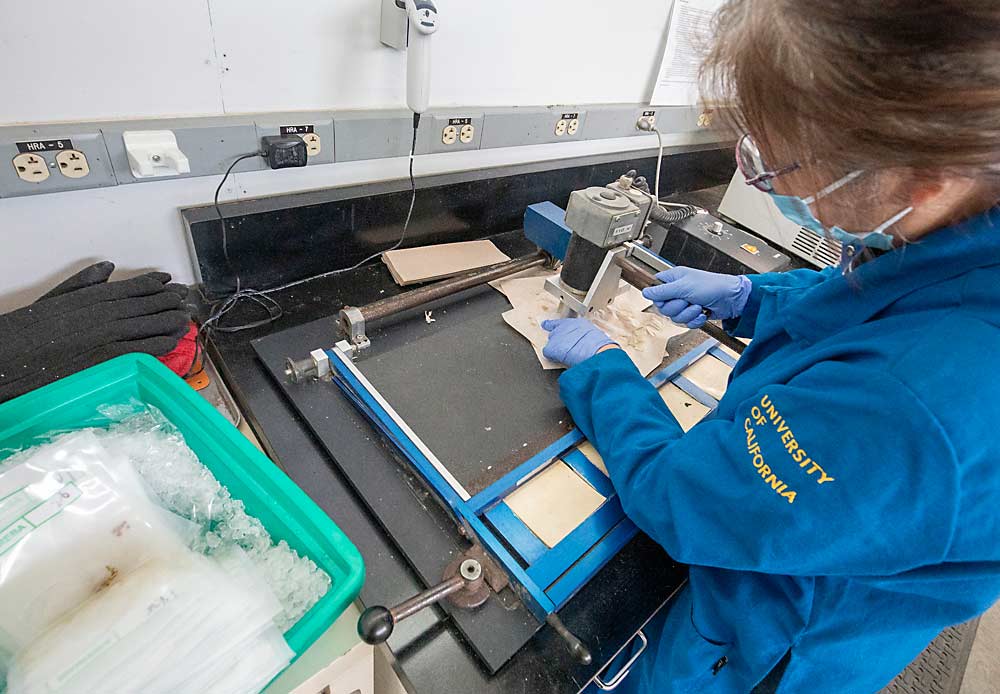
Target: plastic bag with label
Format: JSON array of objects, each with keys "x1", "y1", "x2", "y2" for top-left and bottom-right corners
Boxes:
[
  {"x1": 0, "y1": 430, "x2": 196, "y2": 654},
  {"x1": 7, "y1": 548, "x2": 292, "y2": 694}
]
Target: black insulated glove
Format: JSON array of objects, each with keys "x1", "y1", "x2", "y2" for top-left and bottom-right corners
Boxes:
[{"x1": 0, "y1": 262, "x2": 191, "y2": 404}]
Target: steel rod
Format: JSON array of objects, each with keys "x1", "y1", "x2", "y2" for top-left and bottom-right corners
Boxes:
[
  {"x1": 351, "y1": 251, "x2": 548, "y2": 325},
  {"x1": 615, "y1": 256, "x2": 747, "y2": 356},
  {"x1": 391, "y1": 575, "x2": 466, "y2": 622}
]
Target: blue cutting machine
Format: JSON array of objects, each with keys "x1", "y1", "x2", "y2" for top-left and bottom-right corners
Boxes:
[{"x1": 285, "y1": 174, "x2": 744, "y2": 666}]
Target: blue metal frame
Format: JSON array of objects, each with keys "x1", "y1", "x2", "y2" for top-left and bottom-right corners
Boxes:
[
  {"x1": 524, "y1": 201, "x2": 572, "y2": 260},
  {"x1": 328, "y1": 334, "x2": 739, "y2": 621},
  {"x1": 324, "y1": 202, "x2": 744, "y2": 622},
  {"x1": 672, "y1": 376, "x2": 718, "y2": 409}
]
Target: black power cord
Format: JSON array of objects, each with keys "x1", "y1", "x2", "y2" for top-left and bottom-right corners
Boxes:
[
  {"x1": 200, "y1": 115, "x2": 422, "y2": 338},
  {"x1": 214, "y1": 151, "x2": 263, "y2": 284}
]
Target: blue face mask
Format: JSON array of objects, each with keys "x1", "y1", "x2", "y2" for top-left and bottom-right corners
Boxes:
[{"x1": 767, "y1": 171, "x2": 913, "y2": 251}]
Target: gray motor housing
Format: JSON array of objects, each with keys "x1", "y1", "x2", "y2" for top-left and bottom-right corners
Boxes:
[{"x1": 564, "y1": 187, "x2": 643, "y2": 249}]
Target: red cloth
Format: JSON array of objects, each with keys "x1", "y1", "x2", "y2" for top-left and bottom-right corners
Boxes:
[{"x1": 158, "y1": 323, "x2": 198, "y2": 376}]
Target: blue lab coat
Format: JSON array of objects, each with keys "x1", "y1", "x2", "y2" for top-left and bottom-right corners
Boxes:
[{"x1": 560, "y1": 208, "x2": 1000, "y2": 693}]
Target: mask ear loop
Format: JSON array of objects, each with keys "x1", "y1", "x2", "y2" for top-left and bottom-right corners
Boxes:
[
  {"x1": 870, "y1": 205, "x2": 914, "y2": 237},
  {"x1": 803, "y1": 170, "x2": 866, "y2": 205},
  {"x1": 839, "y1": 205, "x2": 916, "y2": 274}
]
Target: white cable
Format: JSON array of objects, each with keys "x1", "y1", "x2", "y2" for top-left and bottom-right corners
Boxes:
[
  {"x1": 653, "y1": 125, "x2": 664, "y2": 202},
  {"x1": 263, "y1": 127, "x2": 419, "y2": 296},
  {"x1": 202, "y1": 120, "x2": 421, "y2": 335}
]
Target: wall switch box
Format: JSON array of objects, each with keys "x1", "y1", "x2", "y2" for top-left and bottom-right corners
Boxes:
[
  {"x1": 122, "y1": 130, "x2": 191, "y2": 178},
  {"x1": 102, "y1": 117, "x2": 264, "y2": 184},
  {"x1": 0, "y1": 125, "x2": 116, "y2": 198},
  {"x1": 379, "y1": 0, "x2": 407, "y2": 49}
]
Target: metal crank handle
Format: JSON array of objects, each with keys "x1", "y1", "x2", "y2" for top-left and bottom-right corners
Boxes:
[
  {"x1": 547, "y1": 613, "x2": 593, "y2": 665},
  {"x1": 357, "y1": 559, "x2": 488, "y2": 645}
]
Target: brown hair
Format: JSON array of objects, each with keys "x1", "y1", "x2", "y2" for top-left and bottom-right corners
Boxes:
[{"x1": 701, "y1": 1, "x2": 1000, "y2": 183}]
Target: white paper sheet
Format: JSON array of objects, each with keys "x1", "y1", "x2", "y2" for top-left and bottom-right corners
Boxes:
[
  {"x1": 505, "y1": 461, "x2": 606, "y2": 549},
  {"x1": 651, "y1": 0, "x2": 725, "y2": 106},
  {"x1": 493, "y1": 273, "x2": 687, "y2": 376}
]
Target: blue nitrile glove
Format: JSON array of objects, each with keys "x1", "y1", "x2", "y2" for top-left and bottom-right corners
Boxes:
[
  {"x1": 540, "y1": 318, "x2": 617, "y2": 367},
  {"x1": 641, "y1": 267, "x2": 752, "y2": 329}
]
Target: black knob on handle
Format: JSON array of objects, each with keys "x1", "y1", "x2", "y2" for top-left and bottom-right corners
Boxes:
[
  {"x1": 547, "y1": 613, "x2": 593, "y2": 665},
  {"x1": 358, "y1": 559, "x2": 489, "y2": 646},
  {"x1": 358, "y1": 605, "x2": 395, "y2": 644}
]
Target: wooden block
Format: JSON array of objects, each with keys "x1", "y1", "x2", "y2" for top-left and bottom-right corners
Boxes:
[
  {"x1": 382, "y1": 240, "x2": 510, "y2": 286},
  {"x1": 505, "y1": 461, "x2": 606, "y2": 548},
  {"x1": 288, "y1": 641, "x2": 374, "y2": 694}
]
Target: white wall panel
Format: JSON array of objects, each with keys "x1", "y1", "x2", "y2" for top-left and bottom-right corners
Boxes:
[
  {"x1": 0, "y1": 0, "x2": 683, "y2": 308},
  {"x1": 0, "y1": 0, "x2": 224, "y2": 124},
  {"x1": 210, "y1": 0, "x2": 671, "y2": 113}
]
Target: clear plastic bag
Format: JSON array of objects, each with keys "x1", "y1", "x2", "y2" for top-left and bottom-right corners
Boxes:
[
  {"x1": 0, "y1": 402, "x2": 323, "y2": 693},
  {"x1": 7, "y1": 549, "x2": 292, "y2": 694},
  {"x1": 0, "y1": 431, "x2": 197, "y2": 654},
  {"x1": 94, "y1": 404, "x2": 331, "y2": 630}
]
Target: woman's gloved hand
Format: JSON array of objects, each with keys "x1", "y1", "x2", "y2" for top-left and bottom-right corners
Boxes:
[
  {"x1": 540, "y1": 318, "x2": 617, "y2": 368},
  {"x1": 0, "y1": 262, "x2": 191, "y2": 404},
  {"x1": 641, "y1": 267, "x2": 752, "y2": 329}
]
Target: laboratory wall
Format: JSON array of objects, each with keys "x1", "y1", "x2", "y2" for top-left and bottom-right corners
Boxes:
[{"x1": 0, "y1": 0, "x2": 678, "y2": 310}]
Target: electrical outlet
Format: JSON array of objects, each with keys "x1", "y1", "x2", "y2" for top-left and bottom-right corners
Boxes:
[
  {"x1": 300, "y1": 132, "x2": 322, "y2": 156},
  {"x1": 55, "y1": 149, "x2": 90, "y2": 178},
  {"x1": 255, "y1": 114, "x2": 334, "y2": 165},
  {"x1": 417, "y1": 114, "x2": 483, "y2": 154},
  {"x1": 559, "y1": 112, "x2": 580, "y2": 138},
  {"x1": 12, "y1": 153, "x2": 49, "y2": 182},
  {"x1": 0, "y1": 129, "x2": 115, "y2": 197},
  {"x1": 637, "y1": 110, "x2": 658, "y2": 131},
  {"x1": 480, "y1": 107, "x2": 587, "y2": 148},
  {"x1": 584, "y1": 106, "x2": 698, "y2": 139}
]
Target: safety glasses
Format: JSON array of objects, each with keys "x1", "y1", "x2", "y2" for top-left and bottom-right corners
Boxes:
[{"x1": 736, "y1": 134, "x2": 801, "y2": 193}]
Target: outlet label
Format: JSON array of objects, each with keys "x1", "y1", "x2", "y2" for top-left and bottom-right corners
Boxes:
[
  {"x1": 642, "y1": 110, "x2": 656, "y2": 117},
  {"x1": 16, "y1": 139, "x2": 73, "y2": 153},
  {"x1": 448, "y1": 117, "x2": 472, "y2": 126},
  {"x1": 561, "y1": 113, "x2": 579, "y2": 120},
  {"x1": 280, "y1": 125, "x2": 314, "y2": 135}
]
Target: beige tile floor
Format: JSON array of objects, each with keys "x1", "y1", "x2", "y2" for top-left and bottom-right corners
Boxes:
[{"x1": 961, "y1": 601, "x2": 1000, "y2": 694}]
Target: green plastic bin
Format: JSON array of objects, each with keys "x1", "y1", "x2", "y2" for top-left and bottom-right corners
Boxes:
[{"x1": 0, "y1": 353, "x2": 364, "y2": 660}]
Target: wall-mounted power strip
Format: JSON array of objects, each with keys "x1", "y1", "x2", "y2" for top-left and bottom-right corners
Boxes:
[{"x1": 0, "y1": 103, "x2": 723, "y2": 199}]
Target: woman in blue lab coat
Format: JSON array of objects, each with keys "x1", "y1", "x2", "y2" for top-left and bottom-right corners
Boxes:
[{"x1": 542, "y1": 2, "x2": 1000, "y2": 692}]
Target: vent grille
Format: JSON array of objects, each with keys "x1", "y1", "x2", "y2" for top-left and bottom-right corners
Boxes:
[
  {"x1": 815, "y1": 237, "x2": 841, "y2": 266},
  {"x1": 791, "y1": 227, "x2": 841, "y2": 268}
]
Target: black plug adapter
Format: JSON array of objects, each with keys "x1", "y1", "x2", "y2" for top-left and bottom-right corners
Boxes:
[{"x1": 261, "y1": 136, "x2": 308, "y2": 170}]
